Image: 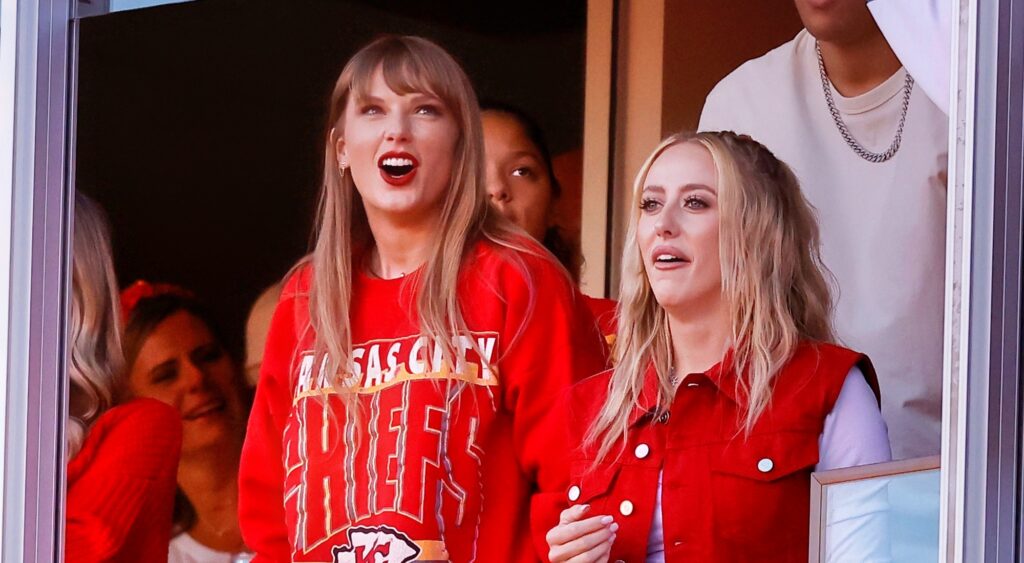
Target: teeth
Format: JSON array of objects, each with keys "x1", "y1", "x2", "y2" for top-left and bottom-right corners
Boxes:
[
  {"x1": 382, "y1": 157, "x2": 414, "y2": 167},
  {"x1": 656, "y1": 254, "x2": 680, "y2": 262}
]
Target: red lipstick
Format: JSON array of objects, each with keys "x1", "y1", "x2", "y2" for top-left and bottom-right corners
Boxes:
[{"x1": 377, "y1": 151, "x2": 419, "y2": 187}]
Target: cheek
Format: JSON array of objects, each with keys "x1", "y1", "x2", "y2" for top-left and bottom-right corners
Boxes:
[{"x1": 130, "y1": 380, "x2": 184, "y2": 413}]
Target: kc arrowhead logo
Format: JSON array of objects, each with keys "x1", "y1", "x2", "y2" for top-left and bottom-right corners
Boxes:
[{"x1": 331, "y1": 526, "x2": 421, "y2": 563}]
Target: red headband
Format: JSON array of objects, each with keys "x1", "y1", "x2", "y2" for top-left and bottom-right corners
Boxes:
[{"x1": 120, "y1": 280, "x2": 194, "y2": 323}]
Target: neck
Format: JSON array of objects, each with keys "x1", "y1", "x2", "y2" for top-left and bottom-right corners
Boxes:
[
  {"x1": 365, "y1": 214, "x2": 438, "y2": 279},
  {"x1": 177, "y1": 442, "x2": 245, "y2": 552},
  {"x1": 817, "y1": 26, "x2": 902, "y2": 97},
  {"x1": 666, "y1": 300, "x2": 732, "y2": 377}
]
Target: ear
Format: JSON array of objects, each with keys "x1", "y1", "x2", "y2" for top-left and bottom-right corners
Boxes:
[{"x1": 332, "y1": 128, "x2": 348, "y2": 168}]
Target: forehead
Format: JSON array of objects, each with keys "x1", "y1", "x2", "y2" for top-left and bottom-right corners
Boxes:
[
  {"x1": 645, "y1": 142, "x2": 717, "y2": 189},
  {"x1": 136, "y1": 311, "x2": 214, "y2": 359},
  {"x1": 482, "y1": 113, "x2": 538, "y2": 153}
]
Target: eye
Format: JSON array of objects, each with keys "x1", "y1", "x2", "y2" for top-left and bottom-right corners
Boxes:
[
  {"x1": 684, "y1": 195, "x2": 709, "y2": 210},
  {"x1": 151, "y1": 365, "x2": 177, "y2": 385},
  {"x1": 415, "y1": 104, "x2": 442, "y2": 116},
  {"x1": 511, "y1": 166, "x2": 534, "y2": 178},
  {"x1": 194, "y1": 343, "x2": 225, "y2": 365},
  {"x1": 360, "y1": 104, "x2": 383, "y2": 116},
  {"x1": 640, "y1": 197, "x2": 662, "y2": 213}
]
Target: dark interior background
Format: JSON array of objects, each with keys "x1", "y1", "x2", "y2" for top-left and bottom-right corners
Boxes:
[{"x1": 77, "y1": 0, "x2": 586, "y2": 357}]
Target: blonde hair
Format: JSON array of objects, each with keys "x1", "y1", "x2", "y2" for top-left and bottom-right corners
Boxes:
[
  {"x1": 302, "y1": 36, "x2": 526, "y2": 414},
  {"x1": 587, "y1": 131, "x2": 834, "y2": 461},
  {"x1": 68, "y1": 194, "x2": 124, "y2": 458}
]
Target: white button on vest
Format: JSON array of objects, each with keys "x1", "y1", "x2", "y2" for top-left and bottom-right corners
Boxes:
[
  {"x1": 634, "y1": 443, "x2": 651, "y2": 459},
  {"x1": 757, "y1": 458, "x2": 774, "y2": 473},
  {"x1": 568, "y1": 485, "x2": 581, "y2": 502},
  {"x1": 619, "y1": 500, "x2": 634, "y2": 516}
]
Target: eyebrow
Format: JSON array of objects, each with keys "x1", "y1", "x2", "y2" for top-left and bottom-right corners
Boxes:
[
  {"x1": 148, "y1": 358, "x2": 177, "y2": 377},
  {"x1": 643, "y1": 183, "x2": 716, "y2": 193}
]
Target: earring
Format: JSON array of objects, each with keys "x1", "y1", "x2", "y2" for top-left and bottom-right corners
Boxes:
[{"x1": 338, "y1": 160, "x2": 349, "y2": 175}]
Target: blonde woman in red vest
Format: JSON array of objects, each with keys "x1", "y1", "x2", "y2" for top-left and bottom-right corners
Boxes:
[
  {"x1": 238, "y1": 36, "x2": 608, "y2": 563},
  {"x1": 542, "y1": 131, "x2": 892, "y2": 562}
]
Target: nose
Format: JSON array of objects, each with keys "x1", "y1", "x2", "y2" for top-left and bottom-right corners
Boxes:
[
  {"x1": 654, "y1": 212, "x2": 678, "y2": 238},
  {"x1": 384, "y1": 113, "x2": 411, "y2": 143},
  {"x1": 180, "y1": 359, "x2": 209, "y2": 392},
  {"x1": 487, "y1": 175, "x2": 512, "y2": 206}
]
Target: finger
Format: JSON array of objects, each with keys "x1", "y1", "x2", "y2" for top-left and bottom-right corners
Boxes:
[
  {"x1": 565, "y1": 537, "x2": 613, "y2": 563},
  {"x1": 550, "y1": 522, "x2": 617, "y2": 561},
  {"x1": 548, "y1": 515, "x2": 614, "y2": 546},
  {"x1": 559, "y1": 503, "x2": 590, "y2": 524}
]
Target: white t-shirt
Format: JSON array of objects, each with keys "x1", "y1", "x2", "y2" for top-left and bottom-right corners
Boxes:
[
  {"x1": 168, "y1": 533, "x2": 238, "y2": 563},
  {"x1": 699, "y1": 29, "x2": 948, "y2": 460}
]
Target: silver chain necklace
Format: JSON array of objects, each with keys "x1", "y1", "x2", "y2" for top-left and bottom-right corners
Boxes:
[{"x1": 815, "y1": 41, "x2": 914, "y2": 163}]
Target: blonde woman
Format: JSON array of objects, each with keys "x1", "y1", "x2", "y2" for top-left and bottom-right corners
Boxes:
[
  {"x1": 238, "y1": 36, "x2": 608, "y2": 563},
  {"x1": 65, "y1": 194, "x2": 182, "y2": 561},
  {"x1": 542, "y1": 132, "x2": 891, "y2": 562}
]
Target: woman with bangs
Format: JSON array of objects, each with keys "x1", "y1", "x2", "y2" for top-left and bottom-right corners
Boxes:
[
  {"x1": 542, "y1": 131, "x2": 891, "y2": 562},
  {"x1": 238, "y1": 36, "x2": 608, "y2": 563}
]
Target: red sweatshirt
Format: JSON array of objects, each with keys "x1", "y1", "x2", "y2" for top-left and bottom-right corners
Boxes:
[
  {"x1": 66, "y1": 398, "x2": 182, "y2": 562},
  {"x1": 239, "y1": 240, "x2": 609, "y2": 563}
]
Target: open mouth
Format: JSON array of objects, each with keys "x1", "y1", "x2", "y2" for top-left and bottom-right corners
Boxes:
[
  {"x1": 378, "y1": 152, "x2": 419, "y2": 186},
  {"x1": 652, "y1": 247, "x2": 691, "y2": 268},
  {"x1": 655, "y1": 253, "x2": 687, "y2": 264}
]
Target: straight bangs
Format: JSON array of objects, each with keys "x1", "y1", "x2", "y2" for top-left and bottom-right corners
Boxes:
[{"x1": 344, "y1": 39, "x2": 465, "y2": 129}]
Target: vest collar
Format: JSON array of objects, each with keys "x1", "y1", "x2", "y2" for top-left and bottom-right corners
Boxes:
[{"x1": 627, "y1": 351, "x2": 743, "y2": 427}]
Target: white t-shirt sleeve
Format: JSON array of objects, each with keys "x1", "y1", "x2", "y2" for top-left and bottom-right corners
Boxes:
[
  {"x1": 817, "y1": 366, "x2": 892, "y2": 471},
  {"x1": 816, "y1": 366, "x2": 894, "y2": 563}
]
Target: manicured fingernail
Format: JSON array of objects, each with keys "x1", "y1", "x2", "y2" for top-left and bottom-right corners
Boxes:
[
  {"x1": 608, "y1": 533, "x2": 616, "y2": 543},
  {"x1": 579, "y1": 504, "x2": 591, "y2": 513},
  {"x1": 600, "y1": 515, "x2": 614, "y2": 525},
  {"x1": 610, "y1": 522, "x2": 619, "y2": 533}
]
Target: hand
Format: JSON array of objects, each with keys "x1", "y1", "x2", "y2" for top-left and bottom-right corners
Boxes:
[{"x1": 546, "y1": 504, "x2": 617, "y2": 563}]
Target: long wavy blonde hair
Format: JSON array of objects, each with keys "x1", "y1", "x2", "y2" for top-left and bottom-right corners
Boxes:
[
  {"x1": 301, "y1": 36, "x2": 527, "y2": 409},
  {"x1": 587, "y1": 131, "x2": 835, "y2": 460},
  {"x1": 67, "y1": 194, "x2": 124, "y2": 458}
]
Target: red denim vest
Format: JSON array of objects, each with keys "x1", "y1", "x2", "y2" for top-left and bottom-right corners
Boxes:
[{"x1": 552, "y1": 342, "x2": 877, "y2": 563}]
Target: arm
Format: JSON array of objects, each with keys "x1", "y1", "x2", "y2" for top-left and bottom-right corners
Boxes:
[
  {"x1": 817, "y1": 367, "x2": 893, "y2": 563},
  {"x1": 239, "y1": 277, "x2": 302, "y2": 562},
  {"x1": 65, "y1": 400, "x2": 182, "y2": 561},
  {"x1": 498, "y1": 255, "x2": 610, "y2": 560}
]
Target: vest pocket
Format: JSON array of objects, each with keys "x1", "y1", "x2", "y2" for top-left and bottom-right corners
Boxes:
[
  {"x1": 567, "y1": 459, "x2": 621, "y2": 512},
  {"x1": 709, "y1": 430, "x2": 819, "y2": 553}
]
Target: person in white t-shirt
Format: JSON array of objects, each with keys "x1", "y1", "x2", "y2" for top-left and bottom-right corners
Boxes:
[{"x1": 699, "y1": 0, "x2": 947, "y2": 460}]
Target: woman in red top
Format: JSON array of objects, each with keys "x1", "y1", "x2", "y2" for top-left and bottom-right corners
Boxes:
[
  {"x1": 65, "y1": 194, "x2": 182, "y2": 562},
  {"x1": 543, "y1": 132, "x2": 891, "y2": 562},
  {"x1": 238, "y1": 36, "x2": 607, "y2": 562},
  {"x1": 481, "y1": 104, "x2": 617, "y2": 340}
]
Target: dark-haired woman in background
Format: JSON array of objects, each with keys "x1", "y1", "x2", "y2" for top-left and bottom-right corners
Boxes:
[
  {"x1": 481, "y1": 104, "x2": 617, "y2": 339},
  {"x1": 121, "y1": 282, "x2": 250, "y2": 563}
]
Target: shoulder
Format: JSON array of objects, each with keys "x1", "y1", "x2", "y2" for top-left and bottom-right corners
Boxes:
[
  {"x1": 711, "y1": 30, "x2": 805, "y2": 96},
  {"x1": 95, "y1": 399, "x2": 181, "y2": 435},
  {"x1": 702, "y1": 30, "x2": 807, "y2": 122},
  {"x1": 566, "y1": 369, "x2": 614, "y2": 423},
  {"x1": 468, "y1": 237, "x2": 576, "y2": 295},
  {"x1": 281, "y1": 261, "x2": 312, "y2": 299},
  {"x1": 776, "y1": 341, "x2": 879, "y2": 409},
  {"x1": 69, "y1": 399, "x2": 182, "y2": 478}
]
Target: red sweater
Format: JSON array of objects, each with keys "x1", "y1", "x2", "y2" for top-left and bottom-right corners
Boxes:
[
  {"x1": 66, "y1": 398, "x2": 182, "y2": 562},
  {"x1": 583, "y1": 296, "x2": 617, "y2": 345},
  {"x1": 239, "y1": 241, "x2": 609, "y2": 563}
]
